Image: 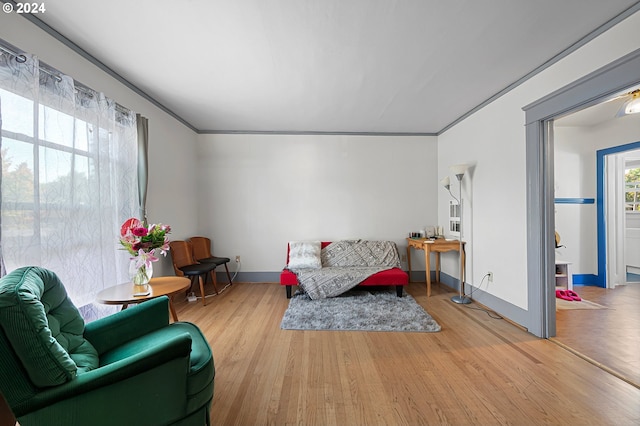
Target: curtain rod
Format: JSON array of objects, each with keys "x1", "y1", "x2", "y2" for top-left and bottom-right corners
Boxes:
[
  {"x1": 0, "y1": 43, "x2": 62, "y2": 82},
  {"x1": 0, "y1": 44, "x2": 26, "y2": 62},
  {"x1": 0, "y1": 41, "x2": 133, "y2": 115}
]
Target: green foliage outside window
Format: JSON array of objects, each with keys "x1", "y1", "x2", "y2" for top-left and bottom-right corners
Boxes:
[{"x1": 625, "y1": 168, "x2": 640, "y2": 211}]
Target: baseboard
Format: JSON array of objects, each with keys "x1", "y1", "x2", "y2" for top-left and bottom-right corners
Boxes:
[
  {"x1": 409, "y1": 270, "x2": 428, "y2": 283},
  {"x1": 223, "y1": 271, "x2": 281, "y2": 283},
  {"x1": 439, "y1": 271, "x2": 530, "y2": 331},
  {"x1": 573, "y1": 274, "x2": 598, "y2": 285}
]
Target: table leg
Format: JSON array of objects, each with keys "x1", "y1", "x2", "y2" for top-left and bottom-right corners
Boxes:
[
  {"x1": 121, "y1": 303, "x2": 129, "y2": 311},
  {"x1": 435, "y1": 252, "x2": 441, "y2": 284},
  {"x1": 424, "y1": 246, "x2": 431, "y2": 297},
  {"x1": 406, "y1": 245, "x2": 413, "y2": 282},
  {"x1": 198, "y1": 276, "x2": 207, "y2": 307},
  {"x1": 169, "y1": 298, "x2": 179, "y2": 322}
]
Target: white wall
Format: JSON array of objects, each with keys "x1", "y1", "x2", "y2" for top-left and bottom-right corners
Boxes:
[
  {"x1": 553, "y1": 126, "x2": 598, "y2": 276},
  {"x1": 196, "y1": 134, "x2": 437, "y2": 276},
  {"x1": 437, "y1": 11, "x2": 640, "y2": 311},
  {"x1": 0, "y1": 12, "x2": 200, "y2": 276}
]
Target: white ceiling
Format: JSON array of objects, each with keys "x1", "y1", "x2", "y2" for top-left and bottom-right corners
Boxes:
[{"x1": 28, "y1": 0, "x2": 640, "y2": 134}]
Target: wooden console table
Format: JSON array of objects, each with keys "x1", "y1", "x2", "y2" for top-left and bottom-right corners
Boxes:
[{"x1": 406, "y1": 238, "x2": 465, "y2": 297}]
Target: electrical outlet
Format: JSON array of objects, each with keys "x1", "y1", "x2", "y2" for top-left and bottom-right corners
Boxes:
[
  {"x1": 488, "y1": 271, "x2": 493, "y2": 282},
  {"x1": 401, "y1": 254, "x2": 407, "y2": 262},
  {"x1": 235, "y1": 255, "x2": 241, "y2": 263}
]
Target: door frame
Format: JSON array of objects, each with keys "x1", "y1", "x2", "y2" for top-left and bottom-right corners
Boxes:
[
  {"x1": 598, "y1": 142, "x2": 640, "y2": 289},
  {"x1": 523, "y1": 48, "x2": 640, "y2": 338}
]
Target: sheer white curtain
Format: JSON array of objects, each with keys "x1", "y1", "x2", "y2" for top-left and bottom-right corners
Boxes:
[{"x1": 0, "y1": 47, "x2": 138, "y2": 306}]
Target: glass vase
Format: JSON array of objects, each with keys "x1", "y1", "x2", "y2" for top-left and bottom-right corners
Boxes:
[{"x1": 129, "y1": 259, "x2": 153, "y2": 289}]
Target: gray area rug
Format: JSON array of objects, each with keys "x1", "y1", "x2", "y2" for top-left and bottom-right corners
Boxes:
[{"x1": 280, "y1": 290, "x2": 441, "y2": 332}]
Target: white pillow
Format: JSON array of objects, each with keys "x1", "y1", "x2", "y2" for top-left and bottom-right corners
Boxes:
[{"x1": 287, "y1": 241, "x2": 322, "y2": 269}]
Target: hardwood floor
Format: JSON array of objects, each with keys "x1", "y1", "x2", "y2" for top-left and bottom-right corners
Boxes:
[
  {"x1": 173, "y1": 282, "x2": 640, "y2": 425},
  {"x1": 554, "y1": 283, "x2": 640, "y2": 387}
]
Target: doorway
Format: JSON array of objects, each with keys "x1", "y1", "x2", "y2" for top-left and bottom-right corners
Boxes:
[
  {"x1": 600, "y1": 145, "x2": 640, "y2": 289},
  {"x1": 523, "y1": 48, "x2": 640, "y2": 338},
  {"x1": 553, "y1": 102, "x2": 640, "y2": 293},
  {"x1": 551, "y1": 103, "x2": 640, "y2": 386}
]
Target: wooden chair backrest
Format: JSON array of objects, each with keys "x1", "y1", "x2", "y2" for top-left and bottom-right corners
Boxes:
[
  {"x1": 190, "y1": 236, "x2": 212, "y2": 260},
  {"x1": 169, "y1": 241, "x2": 197, "y2": 276}
]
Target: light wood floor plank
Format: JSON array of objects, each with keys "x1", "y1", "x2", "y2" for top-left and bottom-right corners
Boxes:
[
  {"x1": 554, "y1": 283, "x2": 640, "y2": 387},
  {"x1": 173, "y1": 282, "x2": 640, "y2": 425}
]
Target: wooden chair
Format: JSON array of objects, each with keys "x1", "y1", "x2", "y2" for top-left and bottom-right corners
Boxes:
[
  {"x1": 190, "y1": 236, "x2": 233, "y2": 289},
  {"x1": 169, "y1": 240, "x2": 218, "y2": 306}
]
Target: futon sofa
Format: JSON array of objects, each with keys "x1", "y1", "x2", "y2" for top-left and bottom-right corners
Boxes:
[{"x1": 280, "y1": 240, "x2": 408, "y2": 299}]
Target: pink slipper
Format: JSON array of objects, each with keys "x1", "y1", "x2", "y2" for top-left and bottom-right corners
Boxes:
[
  {"x1": 566, "y1": 290, "x2": 581, "y2": 301},
  {"x1": 555, "y1": 289, "x2": 573, "y2": 301}
]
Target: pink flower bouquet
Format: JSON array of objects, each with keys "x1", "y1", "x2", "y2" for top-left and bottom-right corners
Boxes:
[{"x1": 119, "y1": 217, "x2": 171, "y2": 269}]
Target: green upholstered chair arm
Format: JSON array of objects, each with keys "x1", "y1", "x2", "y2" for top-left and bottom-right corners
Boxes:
[
  {"x1": 2, "y1": 268, "x2": 213, "y2": 426},
  {"x1": 13, "y1": 331, "x2": 193, "y2": 417},
  {"x1": 83, "y1": 296, "x2": 170, "y2": 354}
]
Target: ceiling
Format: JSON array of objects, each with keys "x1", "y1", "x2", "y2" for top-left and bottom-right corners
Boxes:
[{"x1": 25, "y1": 0, "x2": 640, "y2": 134}]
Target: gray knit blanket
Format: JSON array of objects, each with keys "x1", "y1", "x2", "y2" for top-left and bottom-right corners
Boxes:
[{"x1": 290, "y1": 240, "x2": 401, "y2": 299}]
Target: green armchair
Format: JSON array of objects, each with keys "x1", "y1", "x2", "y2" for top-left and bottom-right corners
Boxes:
[{"x1": 0, "y1": 266, "x2": 214, "y2": 426}]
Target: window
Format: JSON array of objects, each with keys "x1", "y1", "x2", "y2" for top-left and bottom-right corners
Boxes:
[
  {"x1": 626, "y1": 167, "x2": 640, "y2": 212},
  {"x1": 1, "y1": 46, "x2": 139, "y2": 306},
  {"x1": 449, "y1": 200, "x2": 460, "y2": 236}
]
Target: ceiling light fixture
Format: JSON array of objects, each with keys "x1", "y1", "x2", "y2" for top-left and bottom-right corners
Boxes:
[{"x1": 616, "y1": 89, "x2": 640, "y2": 117}]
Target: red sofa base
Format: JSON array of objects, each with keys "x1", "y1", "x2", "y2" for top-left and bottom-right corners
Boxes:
[{"x1": 280, "y1": 268, "x2": 408, "y2": 298}]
